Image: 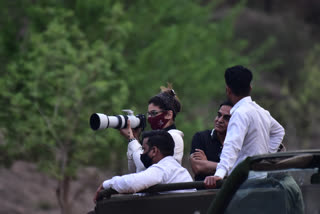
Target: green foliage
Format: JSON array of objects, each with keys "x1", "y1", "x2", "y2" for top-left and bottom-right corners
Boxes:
[
  {"x1": 2, "y1": 1, "x2": 315, "y2": 213},
  {"x1": 299, "y1": 45, "x2": 320, "y2": 106},
  {"x1": 123, "y1": 0, "x2": 251, "y2": 109},
  {"x1": 260, "y1": 44, "x2": 320, "y2": 149},
  {"x1": 0, "y1": 0, "x2": 261, "y2": 174},
  {"x1": 0, "y1": 5, "x2": 130, "y2": 177},
  {"x1": 116, "y1": 0, "x2": 256, "y2": 154},
  {"x1": 295, "y1": 45, "x2": 320, "y2": 148},
  {"x1": 0, "y1": 1, "x2": 29, "y2": 62}
]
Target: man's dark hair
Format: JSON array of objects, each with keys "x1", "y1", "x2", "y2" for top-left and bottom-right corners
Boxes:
[
  {"x1": 219, "y1": 100, "x2": 233, "y2": 109},
  {"x1": 141, "y1": 130, "x2": 174, "y2": 156},
  {"x1": 224, "y1": 65, "x2": 252, "y2": 97}
]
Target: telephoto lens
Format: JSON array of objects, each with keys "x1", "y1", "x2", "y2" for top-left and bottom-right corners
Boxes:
[{"x1": 90, "y1": 110, "x2": 146, "y2": 131}]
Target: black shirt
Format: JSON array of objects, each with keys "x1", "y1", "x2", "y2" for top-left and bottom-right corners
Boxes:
[{"x1": 190, "y1": 129, "x2": 223, "y2": 181}]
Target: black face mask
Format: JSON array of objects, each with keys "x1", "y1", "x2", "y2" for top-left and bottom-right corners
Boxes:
[{"x1": 140, "y1": 150, "x2": 153, "y2": 168}]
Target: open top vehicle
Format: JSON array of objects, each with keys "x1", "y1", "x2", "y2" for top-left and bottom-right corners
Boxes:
[{"x1": 93, "y1": 150, "x2": 320, "y2": 214}]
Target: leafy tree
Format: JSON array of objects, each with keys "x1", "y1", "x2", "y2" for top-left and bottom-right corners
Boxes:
[
  {"x1": 118, "y1": 0, "x2": 260, "y2": 151},
  {"x1": 293, "y1": 45, "x2": 320, "y2": 148},
  {"x1": 0, "y1": 1, "x2": 266, "y2": 213},
  {"x1": 63, "y1": 0, "x2": 258, "y2": 151},
  {"x1": 0, "y1": 4, "x2": 130, "y2": 214}
]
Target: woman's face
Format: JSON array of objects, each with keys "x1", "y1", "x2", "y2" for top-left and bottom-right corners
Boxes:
[
  {"x1": 147, "y1": 103, "x2": 173, "y2": 129},
  {"x1": 147, "y1": 103, "x2": 165, "y2": 118}
]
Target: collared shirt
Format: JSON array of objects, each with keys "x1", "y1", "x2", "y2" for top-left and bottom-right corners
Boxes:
[
  {"x1": 215, "y1": 96, "x2": 285, "y2": 178},
  {"x1": 127, "y1": 126, "x2": 184, "y2": 173},
  {"x1": 103, "y1": 156, "x2": 193, "y2": 193}
]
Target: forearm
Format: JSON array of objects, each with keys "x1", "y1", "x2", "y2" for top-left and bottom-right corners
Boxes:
[
  {"x1": 190, "y1": 158, "x2": 218, "y2": 176},
  {"x1": 269, "y1": 118, "x2": 285, "y2": 153},
  {"x1": 128, "y1": 159, "x2": 137, "y2": 173},
  {"x1": 214, "y1": 145, "x2": 239, "y2": 178},
  {"x1": 105, "y1": 168, "x2": 162, "y2": 193},
  {"x1": 131, "y1": 148, "x2": 145, "y2": 172},
  {"x1": 127, "y1": 139, "x2": 145, "y2": 172},
  {"x1": 215, "y1": 114, "x2": 246, "y2": 178}
]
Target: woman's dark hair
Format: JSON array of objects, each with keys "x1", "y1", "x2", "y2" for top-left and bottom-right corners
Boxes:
[
  {"x1": 141, "y1": 130, "x2": 174, "y2": 156},
  {"x1": 224, "y1": 65, "x2": 252, "y2": 97},
  {"x1": 148, "y1": 84, "x2": 181, "y2": 120}
]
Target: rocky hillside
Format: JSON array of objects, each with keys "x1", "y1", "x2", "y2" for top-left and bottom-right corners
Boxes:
[{"x1": 0, "y1": 161, "x2": 112, "y2": 214}]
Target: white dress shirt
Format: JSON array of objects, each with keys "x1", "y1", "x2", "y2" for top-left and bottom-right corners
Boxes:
[
  {"x1": 103, "y1": 156, "x2": 193, "y2": 193},
  {"x1": 127, "y1": 129, "x2": 184, "y2": 173},
  {"x1": 215, "y1": 96, "x2": 285, "y2": 178}
]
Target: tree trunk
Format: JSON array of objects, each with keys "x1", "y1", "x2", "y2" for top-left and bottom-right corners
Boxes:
[{"x1": 56, "y1": 175, "x2": 72, "y2": 214}]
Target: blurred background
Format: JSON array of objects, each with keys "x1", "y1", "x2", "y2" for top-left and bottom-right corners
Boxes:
[{"x1": 0, "y1": 0, "x2": 319, "y2": 213}]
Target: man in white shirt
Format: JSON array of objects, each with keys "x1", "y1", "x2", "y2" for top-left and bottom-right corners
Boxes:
[
  {"x1": 94, "y1": 130, "x2": 193, "y2": 202},
  {"x1": 204, "y1": 65, "x2": 285, "y2": 188},
  {"x1": 125, "y1": 121, "x2": 184, "y2": 173}
]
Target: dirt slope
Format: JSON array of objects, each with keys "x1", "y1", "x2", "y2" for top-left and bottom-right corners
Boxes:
[{"x1": 0, "y1": 161, "x2": 112, "y2": 214}]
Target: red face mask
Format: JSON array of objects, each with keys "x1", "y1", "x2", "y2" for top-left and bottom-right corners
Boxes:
[{"x1": 148, "y1": 112, "x2": 170, "y2": 130}]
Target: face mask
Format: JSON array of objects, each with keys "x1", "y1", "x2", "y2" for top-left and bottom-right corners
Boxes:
[
  {"x1": 147, "y1": 112, "x2": 170, "y2": 130},
  {"x1": 140, "y1": 151, "x2": 153, "y2": 168}
]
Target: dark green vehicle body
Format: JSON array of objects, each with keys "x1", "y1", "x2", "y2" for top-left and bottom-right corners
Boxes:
[
  {"x1": 94, "y1": 150, "x2": 320, "y2": 214},
  {"x1": 96, "y1": 189, "x2": 218, "y2": 214}
]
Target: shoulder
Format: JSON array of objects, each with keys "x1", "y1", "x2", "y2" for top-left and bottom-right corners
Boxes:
[
  {"x1": 191, "y1": 130, "x2": 213, "y2": 150},
  {"x1": 192, "y1": 129, "x2": 212, "y2": 138},
  {"x1": 199, "y1": 129, "x2": 212, "y2": 136},
  {"x1": 234, "y1": 101, "x2": 271, "y2": 120},
  {"x1": 232, "y1": 103, "x2": 253, "y2": 121},
  {"x1": 168, "y1": 129, "x2": 184, "y2": 138},
  {"x1": 193, "y1": 129, "x2": 211, "y2": 136},
  {"x1": 152, "y1": 156, "x2": 177, "y2": 170}
]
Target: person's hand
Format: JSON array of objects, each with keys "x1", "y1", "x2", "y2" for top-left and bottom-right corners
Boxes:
[
  {"x1": 119, "y1": 120, "x2": 134, "y2": 140},
  {"x1": 93, "y1": 184, "x2": 103, "y2": 203},
  {"x1": 191, "y1": 149, "x2": 207, "y2": 161},
  {"x1": 204, "y1": 176, "x2": 222, "y2": 188}
]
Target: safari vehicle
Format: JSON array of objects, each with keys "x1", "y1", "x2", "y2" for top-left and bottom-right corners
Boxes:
[{"x1": 94, "y1": 150, "x2": 320, "y2": 214}]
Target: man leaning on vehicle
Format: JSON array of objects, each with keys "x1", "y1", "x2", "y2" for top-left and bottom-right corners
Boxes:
[
  {"x1": 94, "y1": 130, "x2": 193, "y2": 202},
  {"x1": 204, "y1": 65, "x2": 285, "y2": 188}
]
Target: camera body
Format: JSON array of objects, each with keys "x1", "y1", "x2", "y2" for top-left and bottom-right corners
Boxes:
[{"x1": 90, "y1": 109, "x2": 146, "y2": 131}]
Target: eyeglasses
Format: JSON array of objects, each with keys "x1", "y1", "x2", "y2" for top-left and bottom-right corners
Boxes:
[
  {"x1": 217, "y1": 112, "x2": 231, "y2": 121},
  {"x1": 147, "y1": 110, "x2": 165, "y2": 117}
]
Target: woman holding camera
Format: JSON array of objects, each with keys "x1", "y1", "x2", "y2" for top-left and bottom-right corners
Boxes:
[{"x1": 121, "y1": 85, "x2": 184, "y2": 173}]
